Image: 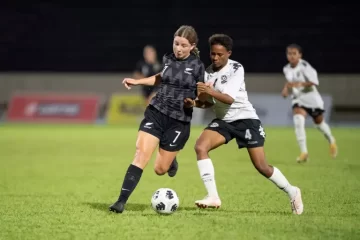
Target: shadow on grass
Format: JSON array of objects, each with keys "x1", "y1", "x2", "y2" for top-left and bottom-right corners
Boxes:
[
  {"x1": 84, "y1": 202, "x2": 295, "y2": 216},
  {"x1": 84, "y1": 202, "x2": 149, "y2": 212}
]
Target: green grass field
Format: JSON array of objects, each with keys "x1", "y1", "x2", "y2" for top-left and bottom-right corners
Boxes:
[{"x1": 0, "y1": 124, "x2": 359, "y2": 240}]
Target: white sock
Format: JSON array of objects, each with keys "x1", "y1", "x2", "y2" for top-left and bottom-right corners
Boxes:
[
  {"x1": 197, "y1": 159, "x2": 219, "y2": 198},
  {"x1": 316, "y1": 121, "x2": 335, "y2": 143},
  {"x1": 293, "y1": 114, "x2": 308, "y2": 153},
  {"x1": 269, "y1": 167, "x2": 297, "y2": 199}
]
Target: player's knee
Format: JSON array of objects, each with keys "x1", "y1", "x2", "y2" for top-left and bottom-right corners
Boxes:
[
  {"x1": 314, "y1": 116, "x2": 323, "y2": 125},
  {"x1": 133, "y1": 146, "x2": 151, "y2": 168},
  {"x1": 154, "y1": 165, "x2": 167, "y2": 175},
  {"x1": 293, "y1": 114, "x2": 305, "y2": 127},
  {"x1": 194, "y1": 142, "x2": 209, "y2": 155}
]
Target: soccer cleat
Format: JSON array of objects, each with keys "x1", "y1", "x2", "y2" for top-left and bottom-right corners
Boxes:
[
  {"x1": 195, "y1": 196, "x2": 221, "y2": 209},
  {"x1": 290, "y1": 187, "x2": 303, "y2": 215},
  {"x1": 109, "y1": 200, "x2": 125, "y2": 213},
  {"x1": 330, "y1": 142, "x2": 338, "y2": 158},
  {"x1": 167, "y1": 158, "x2": 178, "y2": 177},
  {"x1": 296, "y1": 153, "x2": 308, "y2": 163}
]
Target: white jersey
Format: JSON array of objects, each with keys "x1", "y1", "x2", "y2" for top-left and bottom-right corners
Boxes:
[
  {"x1": 204, "y1": 59, "x2": 259, "y2": 122},
  {"x1": 283, "y1": 59, "x2": 324, "y2": 109}
]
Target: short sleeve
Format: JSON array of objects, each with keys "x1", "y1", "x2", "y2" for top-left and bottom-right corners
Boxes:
[
  {"x1": 303, "y1": 64, "x2": 319, "y2": 85},
  {"x1": 283, "y1": 67, "x2": 292, "y2": 82},
  {"x1": 222, "y1": 66, "x2": 244, "y2": 100}
]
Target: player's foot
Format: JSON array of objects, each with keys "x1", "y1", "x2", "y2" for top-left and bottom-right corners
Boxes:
[
  {"x1": 296, "y1": 153, "x2": 308, "y2": 163},
  {"x1": 330, "y1": 142, "x2": 338, "y2": 158},
  {"x1": 109, "y1": 200, "x2": 125, "y2": 213},
  {"x1": 168, "y1": 158, "x2": 178, "y2": 177},
  {"x1": 290, "y1": 187, "x2": 303, "y2": 215},
  {"x1": 195, "y1": 196, "x2": 221, "y2": 209}
]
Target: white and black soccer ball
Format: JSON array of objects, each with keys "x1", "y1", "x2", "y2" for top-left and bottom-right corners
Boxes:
[{"x1": 151, "y1": 188, "x2": 179, "y2": 215}]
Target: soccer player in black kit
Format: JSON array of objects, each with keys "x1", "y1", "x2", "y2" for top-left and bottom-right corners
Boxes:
[{"x1": 109, "y1": 25, "x2": 205, "y2": 213}]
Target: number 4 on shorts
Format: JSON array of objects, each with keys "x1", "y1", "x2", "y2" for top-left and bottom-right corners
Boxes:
[{"x1": 245, "y1": 129, "x2": 252, "y2": 140}]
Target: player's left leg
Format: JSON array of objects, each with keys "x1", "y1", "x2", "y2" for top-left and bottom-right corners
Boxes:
[
  {"x1": 155, "y1": 119, "x2": 191, "y2": 177},
  {"x1": 247, "y1": 146, "x2": 304, "y2": 215},
  {"x1": 312, "y1": 113, "x2": 338, "y2": 158},
  {"x1": 154, "y1": 148, "x2": 179, "y2": 176}
]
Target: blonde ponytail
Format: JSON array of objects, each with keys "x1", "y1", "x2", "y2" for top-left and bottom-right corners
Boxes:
[{"x1": 191, "y1": 47, "x2": 200, "y2": 58}]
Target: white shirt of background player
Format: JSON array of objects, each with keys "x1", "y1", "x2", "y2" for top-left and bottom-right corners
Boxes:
[
  {"x1": 283, "y1": 59, "x2": 324, "y2": 109},
  {"x1": 204, "y1": 59, "x2": 258, "y2": 122}
]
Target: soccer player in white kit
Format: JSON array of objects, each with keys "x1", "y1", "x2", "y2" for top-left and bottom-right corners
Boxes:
[
  {"x1": 185, "y1": 34, "x2": 304, "y2": 215},
  {"x1": 282, "y1": 44, "x2": 338, "y2": 162}
]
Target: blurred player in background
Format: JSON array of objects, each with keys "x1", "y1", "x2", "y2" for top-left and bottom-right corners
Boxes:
[
  {"x1": 109, "y1": 25, "x2": 205, "y2": 214},
  {"x1": 282, "y1": 44, "x2": 338, "y2": 162},
  {"x1": 188, "y1": 34, "x2": 303, "y2": 215},
  {"x1": 133, "y1": 45, "x2": 162, "y2": 106}
]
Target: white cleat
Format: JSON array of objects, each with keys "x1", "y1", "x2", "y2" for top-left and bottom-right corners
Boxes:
[
  {"x1": 291, "y1": 187, "x2": 304, "y2": 215},
  {"x1": 195, "y1": 196, "x2": 221, "y2": 209}
]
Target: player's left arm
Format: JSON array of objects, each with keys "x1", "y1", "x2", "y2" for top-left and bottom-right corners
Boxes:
[{"x1": 298, "y1": 64, "x2": 319, "y2": 87}]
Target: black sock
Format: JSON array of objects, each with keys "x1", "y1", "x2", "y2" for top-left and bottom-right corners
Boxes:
[
  {"x1": 118, "y1": 164, "x2": 143, "y2": 203},
  {"x1": 169, "y1": 157, "x2": 177, "y2": 170}
]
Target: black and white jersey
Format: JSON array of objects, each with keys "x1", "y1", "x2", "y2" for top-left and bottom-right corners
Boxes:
[
  {"x1": 205, "y1": 59, "x2": 258, "y2": 122},
  {"x1": 150, "y1": 53, "x2": 205, "y2": 122}
]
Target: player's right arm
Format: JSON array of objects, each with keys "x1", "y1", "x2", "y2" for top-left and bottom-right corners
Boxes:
[{"x1": 282, "y1": 67, "x2": 291, "y2": 98}]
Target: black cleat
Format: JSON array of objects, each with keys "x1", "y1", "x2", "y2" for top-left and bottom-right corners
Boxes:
[
  {"x1": 167, "y1": 158, "x2": 178, "y2": 177},
  {"x1": 109, "y1": 201, "x2": 125, "y2": 213}
]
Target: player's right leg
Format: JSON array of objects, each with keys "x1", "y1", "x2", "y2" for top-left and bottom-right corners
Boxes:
[
  {"x1": 293, "y1": 105, "x2": 309, "y2": 163},
  {"x1": 194, "y1": 124, "x2": 228, "y2": 209}
]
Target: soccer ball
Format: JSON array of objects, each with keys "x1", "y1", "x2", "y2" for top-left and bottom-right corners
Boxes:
[{"x1": 151, "y1": 188, "x2": 179, "y2": 215}]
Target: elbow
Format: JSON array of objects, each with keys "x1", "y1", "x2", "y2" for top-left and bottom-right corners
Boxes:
[{"x1": 225, "y1": 97, "x2": 235, "y2": 105}]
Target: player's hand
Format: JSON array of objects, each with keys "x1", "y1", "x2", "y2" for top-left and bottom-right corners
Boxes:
[
  {"x1": 281, "y1": 87, "x2": 289, "y2": 98},
  {"x1": 184, "y1": 98, "x2": 195, "y2": 108},
  {"x1": 197, "y1": 82, "x2": 212, "y2": 94},
  {"x1": 122, "y1": 78, "x2": 138, "y2": 90},
  {"x1": 281, "y1": 89, "x2": 289, "y2": 98}
]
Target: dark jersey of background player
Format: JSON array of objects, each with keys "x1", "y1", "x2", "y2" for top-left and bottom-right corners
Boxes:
[
  {"x1": 150, "y1": 52, "x2": 204, "y2": 122},
  {"x1": 134, "y1": 45, "x2": 162, "y2": 104},
  {"x1": 109, "y1": 25, "x2": 205, "y2": 214}
]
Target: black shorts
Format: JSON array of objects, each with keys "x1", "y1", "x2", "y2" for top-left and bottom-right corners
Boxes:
[
  {"x1": 205, "y1": 118, "x2": 266, "y2": 149},
  {"x1": 292, "y1": 103, "x2": 324, "y2": 119},
  {"x1": 139, "y1": 105, "x2": 191, "y2": 151},
  {"x1": 141, "y1": 86, "x2": 158, "y2": 98}
]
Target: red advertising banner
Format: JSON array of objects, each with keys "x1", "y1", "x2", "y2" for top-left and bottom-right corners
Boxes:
[{"x1": 7, "y1": 92, "x2": 99, "y2": 123}]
